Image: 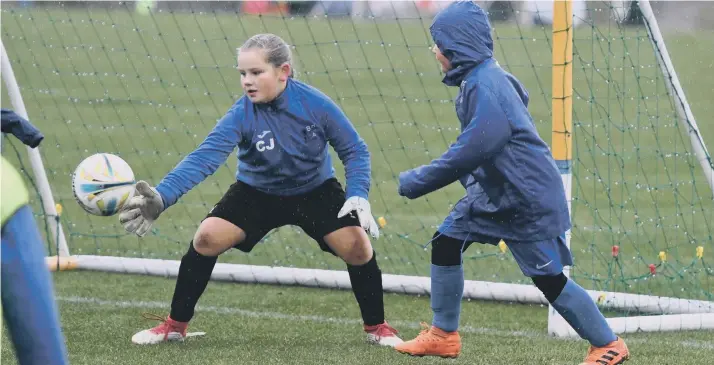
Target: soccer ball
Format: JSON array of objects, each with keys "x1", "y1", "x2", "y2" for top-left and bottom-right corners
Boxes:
[{"x1": 72, "y1": 153, "x2": 136, "y2": 216}]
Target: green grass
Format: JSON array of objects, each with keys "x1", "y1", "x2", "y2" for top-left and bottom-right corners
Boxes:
[
  {"x1": 0, "y1": 5, "x2": 713, "y2": 362},
  {"x1": 2, "y1": 271, "x2": 713, "y2": 365}
]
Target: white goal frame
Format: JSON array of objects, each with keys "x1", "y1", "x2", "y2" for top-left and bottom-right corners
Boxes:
[{"x1": 2, "y1": 0, "x2": 712, "y2": 338}]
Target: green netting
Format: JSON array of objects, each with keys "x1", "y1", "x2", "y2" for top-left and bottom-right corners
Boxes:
[{"x1": 2, "y1": 2, "x2": 712, "y2": 306}]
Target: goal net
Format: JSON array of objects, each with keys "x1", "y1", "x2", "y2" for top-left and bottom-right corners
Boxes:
[{"x1": 2, "y1": 0, "x2": 712, "y2": 336}]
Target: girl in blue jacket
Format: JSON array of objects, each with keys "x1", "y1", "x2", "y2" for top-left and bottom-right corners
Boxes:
[
  {"x1": 120, "y1": 33, "x2": 401, "y2": 347},
  {"x1": 395, "y1": 2, "x2": 629, "y2": 364}
]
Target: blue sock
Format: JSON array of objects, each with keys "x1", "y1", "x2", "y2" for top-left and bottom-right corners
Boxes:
[
  {"x1": 430, "y1": 264, "x2": 464, "y2": 332},
  {"x1": 552, "y1": 279, "x2": 617, "y2": 347}
]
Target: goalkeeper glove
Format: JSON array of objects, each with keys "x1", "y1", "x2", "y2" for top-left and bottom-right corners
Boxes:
[
  {"x1": 118, "y1": 180, "x2": 164, "y2": 237},
  {"x1": 337, "y1": 196, "x2": 380, "y2": 240}
]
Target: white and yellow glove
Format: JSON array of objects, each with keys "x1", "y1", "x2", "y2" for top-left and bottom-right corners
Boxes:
[
  {"x1": 337, "y1": 196, "x2": 380, "y2": 239},
  {"x1": 118, "y1": 181, "x2": 164, "y2": 237}
]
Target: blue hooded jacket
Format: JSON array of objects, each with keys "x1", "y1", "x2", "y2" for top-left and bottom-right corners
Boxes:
[
  {"x1": 156, "y1": 78, "x2": 370, "y2": 209},
  {"x1": 398, "y1": 1, "x2": 571, "y2": 242}
]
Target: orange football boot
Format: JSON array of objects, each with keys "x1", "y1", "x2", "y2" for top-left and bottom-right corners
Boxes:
[
  {"x1": 580, "y1": 337, "x2": 630, "y2": 365},
  {"x1": 394, "y1": 323, "x2": 461, "y2": 358}
]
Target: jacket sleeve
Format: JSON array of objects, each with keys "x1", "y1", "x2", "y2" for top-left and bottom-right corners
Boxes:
[
  {"x1": 155, "y1": 103, "x2": 242, "y2": 209},
  {"x1": 398, "y1": 85, "x2": 511, "y2": 199},
  {"x1": 321, "y1": 98, "x2": 371, "y2": 200},
  {"x1": 1, "y1": 109, "x2": 44, "y2": 148}
]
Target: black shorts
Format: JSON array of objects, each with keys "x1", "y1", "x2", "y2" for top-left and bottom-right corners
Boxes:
[{"x1": 205, "y1": 178, "x2": 360, "y2": 255}]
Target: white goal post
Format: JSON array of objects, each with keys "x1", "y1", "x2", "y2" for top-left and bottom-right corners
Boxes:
[
  {"x1": 2, "y1": 0, "x2": 712, "y2": 338},
  {"x1": 1, "y1": 39, "x2": 70, "y2": 257},
  {"x1": 546, "y1": 0, "x2": 714, "y2": 337}
]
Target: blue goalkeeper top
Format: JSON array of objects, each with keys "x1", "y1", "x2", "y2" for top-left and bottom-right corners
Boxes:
[
  {"x1": 398, "y1": 1, "x2": 571, "y2": 242},
  {"x1": 156, "y1": 78, "x2": 371, "y2": 209}
]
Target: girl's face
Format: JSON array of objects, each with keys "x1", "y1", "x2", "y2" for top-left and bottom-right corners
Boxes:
[
  {"x1": 237, "y1": 49, "x2": 291, "y2": 103},
  {"x1": 432, "y1": 44, "x2": 451, "y2": 72}
]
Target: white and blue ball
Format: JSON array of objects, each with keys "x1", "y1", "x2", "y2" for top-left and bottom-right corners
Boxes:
[{"x1": 72, "y1": 153, "x2": 136, "y2": 216}]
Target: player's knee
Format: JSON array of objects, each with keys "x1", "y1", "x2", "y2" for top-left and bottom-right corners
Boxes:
[
  {"x1": 193, "y1": 217, "x2": 245, "y2": 256},
  {"x1": 324, "y1": 226, "x2": 373, "y2": 265},
  {"x1": 531, "y1": 273, "x2": 568, "y2": 303},
  {"x1": 431, "y1": 232, "x2": 467, "y2": 266},
  {"x1": 192, "y1": 230, "x2": 222, "y2": 256},
  {"x1": 339, "y1": 237, "x2": 373, "y2": 266}
]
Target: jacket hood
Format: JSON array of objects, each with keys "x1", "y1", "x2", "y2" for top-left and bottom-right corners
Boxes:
[{"x1": 430, "y1": 1, "x2": 494, "y2": 86}]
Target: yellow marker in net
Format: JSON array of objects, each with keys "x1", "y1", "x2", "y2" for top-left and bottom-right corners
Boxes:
[
  {"x1": 55, "y1": 203, "x2": 63, "y2": 217},
  {"x1": 377, "y1": 216, "x2": 387, "y2": 228},
  {"x1": 498, "y1": 240, "x2": 507, "y2": 253},
  {"x1": 696, "y1": 246, "x2": 704, "y2": 259},
  {"x1": 597, "y1": 294, "x2": 606, "y2": 305},
  {"x1": 658, "y1": 251, "x2": 667, "y2": 262}
]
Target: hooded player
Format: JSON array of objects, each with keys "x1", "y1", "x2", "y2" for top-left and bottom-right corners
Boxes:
[{"x1": 394, "y1": 3, "x2": 630, "y2": 364}]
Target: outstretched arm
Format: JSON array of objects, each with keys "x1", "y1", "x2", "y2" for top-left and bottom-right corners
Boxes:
[
  {"x1": 156, "y1": 104, "x2": 243, "y2": 209},
  {"x1": 1, "y1": 109, "x2": 44, "y2": 148},
  {"x1": 398, "y1": 86, "x2": 512, "y2": 199},
  {"x1": 119, "y1": 103, "x2": 242, "y2": 237}
]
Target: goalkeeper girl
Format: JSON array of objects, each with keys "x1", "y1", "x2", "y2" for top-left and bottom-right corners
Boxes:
[
  {"x1": 394, "y1": 2, "x2": 629, "y2": 364},
  {"x1": 120, "y1": 33, "x2": 401, "y2": 347}
]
